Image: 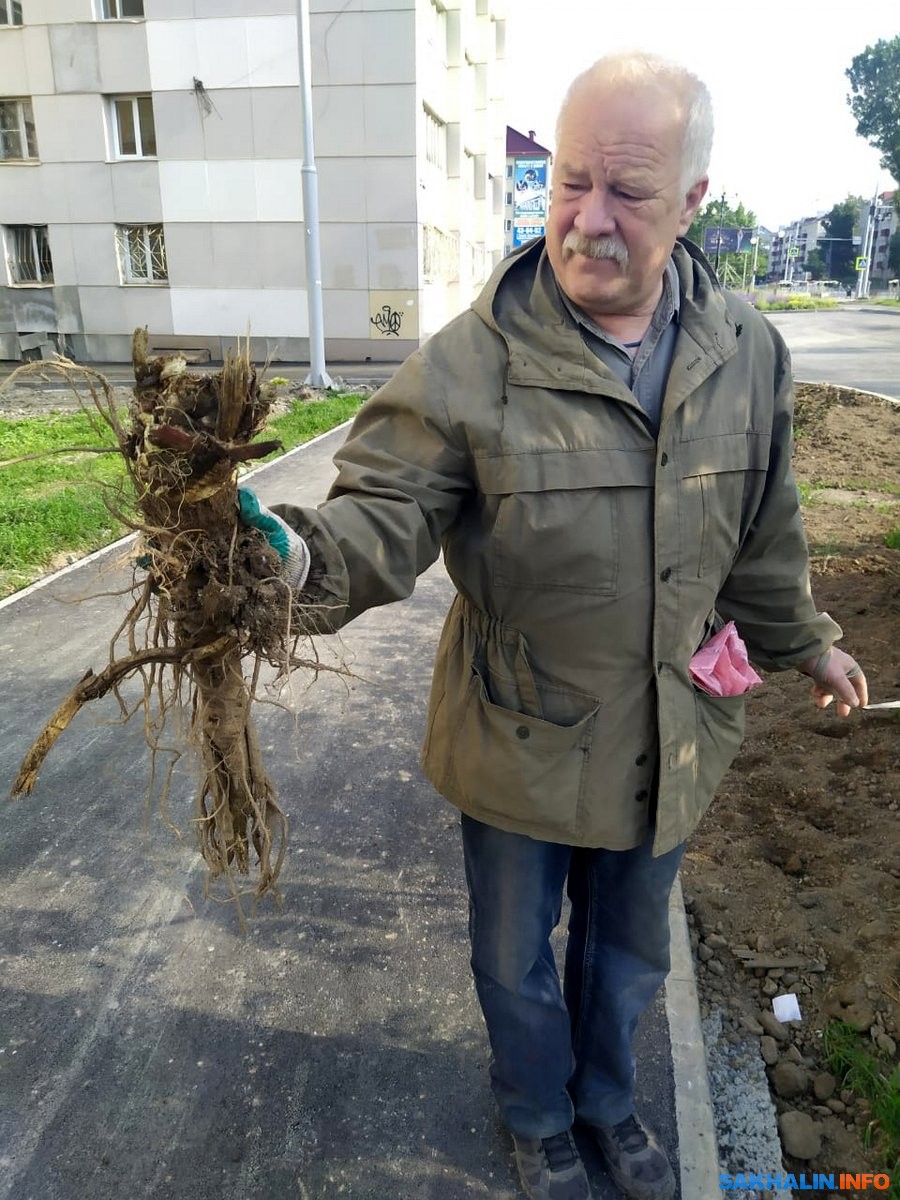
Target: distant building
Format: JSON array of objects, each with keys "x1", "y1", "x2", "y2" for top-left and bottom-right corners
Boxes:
[
  {"x1": 0, "y1": 0, "x2": 507, "y2": 364},
  {"x1": 767, "y1": 214, "x2": 826, "y2": 282},
  {"x1": 503, "y1": 126, "x2": 552, "y2": 258},
  {"x1": 863, "y1": 191, "x2": 898, "y2": 289}
]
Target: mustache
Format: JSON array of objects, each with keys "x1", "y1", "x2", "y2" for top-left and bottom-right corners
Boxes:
[{"x1": 562, "y1": 231, "x2": 629, "y2": 267}]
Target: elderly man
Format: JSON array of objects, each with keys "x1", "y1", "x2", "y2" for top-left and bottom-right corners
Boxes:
[{"x1": 241, "y1": 52, "x2": 867, "y2": 1200}]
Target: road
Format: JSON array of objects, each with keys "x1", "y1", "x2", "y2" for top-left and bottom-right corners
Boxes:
[
  {"x1": 765, "y1": 306, "x2": 900, "y2": 400},
  {"x1": 0, "y1": 430, "x2": 683, "y2": 1200}
]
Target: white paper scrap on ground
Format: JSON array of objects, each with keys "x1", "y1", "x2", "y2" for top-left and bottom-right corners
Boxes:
[{"x1": 773, "y1": 993, "x2": 802, "y2": 1023}]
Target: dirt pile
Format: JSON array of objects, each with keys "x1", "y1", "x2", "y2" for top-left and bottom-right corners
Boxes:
[{"x1": 683, "y1": 383, "x2": 900, "y2": 1184}]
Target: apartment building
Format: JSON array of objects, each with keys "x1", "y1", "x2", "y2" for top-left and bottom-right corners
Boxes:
[
  {"x1": 767, "y1": 214, "x2": 825, "y2": 283},
  {"x1": 0, "y1": 0, "x2": 506, "y2": 363},
  {"x1": 864, "y1": 190, "x2": 897, "y2": 289}
]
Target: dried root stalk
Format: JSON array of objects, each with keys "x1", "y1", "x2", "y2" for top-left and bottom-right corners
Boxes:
[{"x1": 9, "y1": 330, "x2": 319, "y2": 918}]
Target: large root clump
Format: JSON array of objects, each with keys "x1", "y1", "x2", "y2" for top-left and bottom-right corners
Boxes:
[{"x1": 12, "y1": 330, "x2": 316, "y2": 918}]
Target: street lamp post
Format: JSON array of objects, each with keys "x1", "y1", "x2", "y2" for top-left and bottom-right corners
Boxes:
[
  {"x1": 296, "y1": 0, "x2": 332, "y2": 388},
  {"x1": 713, "y1": 189, "x2": 727, "y2": 277}
]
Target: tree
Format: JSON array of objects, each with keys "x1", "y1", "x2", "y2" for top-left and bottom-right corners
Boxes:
[
  {"x1": 846, "y1": 38, "x2": 900, "y2": 203},
  {"x1": 821, "y1": 196, "x2": 864, "y2": 284},
  {"x1": 804, "y1": 248, "x2": 827, "y2": 280},
  {"x1": 685, "y1": 196, "x2": 760, "y2": 287},
  {"x1": 889, "y1": 230, "x2": 900, "y2": 278}
]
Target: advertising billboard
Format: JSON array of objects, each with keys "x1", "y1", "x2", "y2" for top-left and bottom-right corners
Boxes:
[{"x1": 512, "y1": 157, "x2": 548, "y2": 248}]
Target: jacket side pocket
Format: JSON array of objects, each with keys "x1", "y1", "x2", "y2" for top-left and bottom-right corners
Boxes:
[{"x1": 450, "y1": 666, "x2": 597, "y2": 838}]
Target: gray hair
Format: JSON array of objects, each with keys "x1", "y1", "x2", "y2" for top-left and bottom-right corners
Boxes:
[{"x1": 556, "y1": 52, "x2": 714, "y2": 193}]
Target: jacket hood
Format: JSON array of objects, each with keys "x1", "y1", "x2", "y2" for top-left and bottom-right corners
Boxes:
[{"x1": 470, "y1": 237, "x2": 739, "y2": 392}]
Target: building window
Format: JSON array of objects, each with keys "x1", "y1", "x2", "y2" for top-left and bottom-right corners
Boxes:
[
  {"x1": 116, "y1": 224, "x2": 167, "y2": 284},
  {"x1": 100, "y1": 0, "x2": 143, "y2": 17},
  {"x1": 0, "y1": 2, "x2": 23, "y2": 26},
  {"x1": 110, "y1": 96, "x2": 156, "y2": 157},
  {"x1": 464, "y1": 149, "x2": 475, "y2": 196},
  {"x1": 427, "y1": 0, "x2": 447, "y2": 61},
  {"x1": 506, "y1": 191, "x2": 512, "y2": 205},
  {"x1": 0, "y1": 98, "x2": 37, "y2": 160},
  {"x1": 423, "y1": 105, "x2": 446, "y2": 172},
  {"x1": 5, "y1": 225, "x2": 53, "y2": 284},
  {"x1": 506, "y1": 164, "x2": 513, "y2": 178}
]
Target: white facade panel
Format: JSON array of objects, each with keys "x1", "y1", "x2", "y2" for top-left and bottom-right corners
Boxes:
[
  {"x1": 313, "y1": 86, "x2": 367, "y2": 157},
  {"x1": 48, "y1": 23, "x2": 101, "y2": 93},
  {"x1": 206, "y1": 160, "x2": 258, "y2": 221},
  {"x1": 320, "y1": 222, "x2": 369, "y2": 290},
  {"x1": 316, "y1": 159, "x2": 368, "y2": 222},
  {"x1": 80, "y1": 284, "x2": 174, "y2": 336},
  {"x1": 362, "y1": 10, "x2": 415, "y2": 84},
  {"x1": 70, "y1": 224, "x2": 121, "y2": 286},
  {"x1": 322, "y1": 287, "x2": 370, "y2": 337},
  {"x1": 310, "y1": 12, "x2": 364, "y2": 86},
  {"x1": 195, "y1": 19, "x2": 250, "y2": 89},
  {"x1": 27, "y1": 1, "x2": 95, "y2": 21},
  {"x1": 97, "y1": 21, "x2": 151, "y2": 93},
  {"x1": 363, "y1": 157, "x2": 418, "y2": 222},
  {"x1": 0, "y1": 31, "x2": 29, "y2": 96},
  {"x1": 30, "y1": 95, "x2": 108, "y2": 163},
  {"x1": 254, "y1": 160, "x2": 304, "y2": 222},
  {"x1": 145, "y1": 21, "x2": 200, "y2": 92},
  {"x1": 245, "y1": 17, "x2": 299, "y2": 87},
  {"x1": 158, "y1": 161, "x2": 211, "y2": 221},
  {"x1": 6, "y1": 26, "x2": 56, "y2": 96},
  {"x1": 170, "y1": 287, "x2": 309, "y2": 338},
  {"x1": 158, "y1": 160, "x2": 304, "y2": 222},
  {"x1": 367, "y1": 223, "x2": 418, "y2": 290},
  {"x1": 363, "y1": 85, "x2": 417, "y2": 156}
]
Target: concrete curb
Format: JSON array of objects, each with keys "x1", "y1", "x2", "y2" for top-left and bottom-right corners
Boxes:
[{"x1": 666, "y1": 877, "x2": 721, "y2": 1200}]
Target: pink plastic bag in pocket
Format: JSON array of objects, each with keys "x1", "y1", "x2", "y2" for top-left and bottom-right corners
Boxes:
[{"x1": 689, "y1": 621, "x2": 763, "y2": 697}]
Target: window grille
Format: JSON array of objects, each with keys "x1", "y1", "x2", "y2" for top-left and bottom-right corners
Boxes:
[
  {"x1": 0, "y1": 2, "x2": 23, "y2": 26},
  {"x1": 116, "y1": 224, "x2": 167, "y2": 283},
  {"x1": 6, "y1": 225, "x2": 53, "y2": 284},
  {"x1": 0, "y1": 98, "x2": 37, "y2": 160},
  {"x1": 111, "y1": 96, "x2": 156, "y2": 156},
  {"x1": 422, "y1": 225, "x2": 459, "y2": 281},
  {"x1": 101, "y1": 0, "x2": 143, "y2": 17},
  {"x1": 423, "y1": 106, "x2": 446, "y2": 172}
]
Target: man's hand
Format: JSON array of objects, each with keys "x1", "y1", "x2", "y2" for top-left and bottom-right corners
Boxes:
[
  {"x1": 237, "y1": 487, "x2": 310, "y2": 590},
  {"x1": 798, "y1": 647, "x2": 868, "y2": 717}
]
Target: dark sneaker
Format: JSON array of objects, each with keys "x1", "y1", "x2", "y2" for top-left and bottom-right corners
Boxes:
[
  {"x1": 593, "y1": 1114, "x2": 675, "y2": 1200},
  {"x1": 512, "y1": 1129, "x2": 594, "y2": 1200}
]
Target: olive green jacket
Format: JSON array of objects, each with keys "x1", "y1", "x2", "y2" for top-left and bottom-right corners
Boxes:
[{"x1": 277, "y1": 238, "x2": 840, "y2": 854}]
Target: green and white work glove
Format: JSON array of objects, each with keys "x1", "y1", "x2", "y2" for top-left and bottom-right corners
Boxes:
[{"x1": 237, "y1": 487, "x2": 310, "y2": 590}]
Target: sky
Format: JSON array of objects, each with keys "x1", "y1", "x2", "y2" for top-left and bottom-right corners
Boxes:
[{"x1": 504, "y1": 1, "x2": 898, "y2": 231}]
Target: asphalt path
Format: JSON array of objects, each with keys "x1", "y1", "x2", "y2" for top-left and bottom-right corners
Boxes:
[
  {"x1": 0, "y1": 429, "x2": 678, "y2": 1200},
  {"x1": 765, "y1": 306, "x2": 900, "y2": 400}
]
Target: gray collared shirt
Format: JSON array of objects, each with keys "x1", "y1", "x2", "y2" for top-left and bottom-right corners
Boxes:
[{"x1": 557, "y1": 257, "x2": 680, "y2": 433}]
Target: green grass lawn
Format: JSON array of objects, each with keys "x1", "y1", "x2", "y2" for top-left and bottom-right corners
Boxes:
[{"x1": 0, "y1": 391, "x2": 367, "y2": 600}]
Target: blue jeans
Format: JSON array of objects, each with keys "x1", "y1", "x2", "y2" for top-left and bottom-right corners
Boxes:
[{"x1": 460, "y1": 813, "x2": 685, "y2": 1138}]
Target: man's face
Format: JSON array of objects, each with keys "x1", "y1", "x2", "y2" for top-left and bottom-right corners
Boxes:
[{"x1": 546, "y1": 82, "x2": 708, "y2": 320}]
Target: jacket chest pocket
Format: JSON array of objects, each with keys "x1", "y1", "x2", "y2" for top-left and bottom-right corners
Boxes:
[
  {"x1": 679, "y1": 433, "x2": 771, "y2": 576},
  {"x1": 474, "y1": 447, "x2": 655, "y2": 596}
]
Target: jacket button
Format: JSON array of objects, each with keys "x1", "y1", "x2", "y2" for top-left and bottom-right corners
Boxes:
[
  {"x1": 516, "y1": 726, "x2": 530, "y2": 740},
  {"x1": 659, "y1": 567, "x2": 672, "y2": 582},
  {"x1": 660, "y1": 452, "x2": 669, "y2": 466},
  {"x1": 635, "y1": 753, "x2": 648, "y2": 766},
  {"x1": 635, "y1": 789, "x2": 649, "y2": 802}
]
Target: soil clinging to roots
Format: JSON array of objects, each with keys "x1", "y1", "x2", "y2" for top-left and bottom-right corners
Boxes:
[{"x1": 10, "y1": 330, "x2": 324, "y2": 923}]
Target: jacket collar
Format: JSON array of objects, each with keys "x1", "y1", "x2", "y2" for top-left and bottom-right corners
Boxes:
[{"x1": 471, "y1": 237, "x2": 739, "y2": 399}]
